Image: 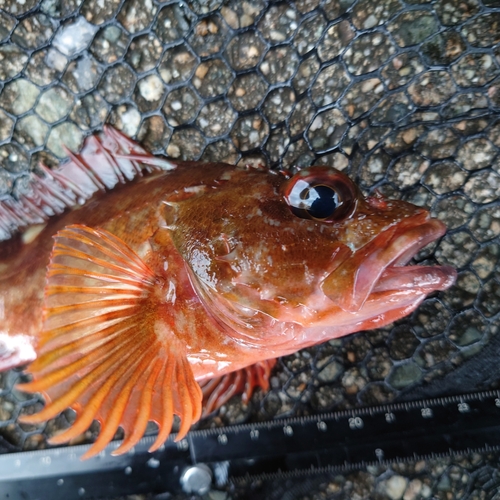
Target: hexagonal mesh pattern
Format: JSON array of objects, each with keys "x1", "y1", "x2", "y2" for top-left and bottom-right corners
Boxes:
[{"x1": 1, "y1": 0, "x2": 500, "y2": 497}]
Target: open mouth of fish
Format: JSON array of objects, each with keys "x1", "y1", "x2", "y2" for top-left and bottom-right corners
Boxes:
[{"x1": 322, "y1": 213, "x2": 457, "y2": 313}]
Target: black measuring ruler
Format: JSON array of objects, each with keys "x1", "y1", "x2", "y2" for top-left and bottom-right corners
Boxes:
[{"x1": 1, "y1": 389, "x2": 500, "y2": 499}]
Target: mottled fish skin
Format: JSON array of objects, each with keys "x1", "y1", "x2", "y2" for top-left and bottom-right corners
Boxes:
[{"x1": 0, "y1": 127, "x2": 456, "y2": 458}]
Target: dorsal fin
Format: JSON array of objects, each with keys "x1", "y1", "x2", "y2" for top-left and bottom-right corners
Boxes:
[{"x1": 0, "y1": 126, "x2": 175, "y2": 241}]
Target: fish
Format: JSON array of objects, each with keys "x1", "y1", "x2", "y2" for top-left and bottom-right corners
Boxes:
[{"x1": 0, "y1": 126, "x2": 456, "y2": 459}]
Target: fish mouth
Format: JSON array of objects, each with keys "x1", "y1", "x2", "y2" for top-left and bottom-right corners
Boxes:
[{"x1": 322, "y1": 213, "x2": 457, "y2": 313}]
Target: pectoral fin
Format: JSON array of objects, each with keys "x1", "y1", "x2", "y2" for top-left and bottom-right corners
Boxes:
[{"x1": 17, "y1": 224, "x2": 202, "y2": 459}]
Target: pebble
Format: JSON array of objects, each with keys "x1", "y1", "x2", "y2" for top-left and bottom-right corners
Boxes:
[
  {"x1": 344, "y1": 33, "x2": 395, "y2": 75},
  {"x1": 45, "y1": 47, "x2": 68, "y2": 72},
  {"x1": 383, "y1": 474, "x2": 408, "y2": 500},
  {"x1": 0, "y1": 44, "x2": 28, "y2": 80},
  {"x1": 166, "y1": 143, "x2": 181, "y2": 158},
  {"x1": 387, "y1": 362, "x2": 423, "y2": 389},
  {"x1": 15, "y1": 115, "x2": 49, "y2": 148},
  {"x1": 52, "y1": 17, "x2": 98, "y2": 57},
  {"x1": 456, "y1": 138, "x2": 496, "y2": 170},
  {"x1": 36, "y1": 87, "x2": 73, "y2": 123},
  {"x1": 0, "y1": 79, "x2": 40, "y2": 115},
  {"x1": 424, "y1": 162, "x2": 466, "y2": 195},
  {"x1": 138, "y1": 75, "x2": 164, "y2": 102},
  {"x1": 409, "y1": 70, "x2": 456, "y2": 106},
  {"x1": 317, "y1": 360, "x2": 343, "y2": 382},
  {"x1": 388, "y1": 11, "x2": 439, "y2": 47},
  {"x1": 112, "y1": 106, "x2": 141, "y2": 136},
  {"x1": 0, "y1": 110, "x2": 14, "y2": 142},
  {"x1": 403, "y1": 479, "x2": 422, "y2": 500},
  {"x1": 0, "y1": 169, "x2": 12, "y2": 197},
  {"x1": 0, "y1": 0, "x2": 37, "y2": 16},
  {"x1": 64, "y1": 55, "x2": 101, "y2": 93},
  {"x1": 46, "y1": 122, "x2": 83, "y2": 158},
  {"x1": 341, "y1": 368, "x2": 366, "y2": 394},
  {"x1": 0, "y1": 12, "x2": 15, "y2": 42},
  {"x1": 170, "y1": 101, "x2": 182, "y2": 111},
  {"x1": 12, "y1": 13, "x2": 54, "y2": 50}
]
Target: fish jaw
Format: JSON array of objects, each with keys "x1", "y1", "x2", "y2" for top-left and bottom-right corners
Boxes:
[
  {"x1": 322, "y1": 211, "x2": 457, "y2": 313},
  {"x1": 287, "y1": 294, "x2": 428, "y2": 352}
]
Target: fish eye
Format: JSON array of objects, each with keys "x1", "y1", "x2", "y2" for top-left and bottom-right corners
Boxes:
[
  {"x1": 299, "y1": 184, "x2": 340, "y2": 219},
  {"x1": 282, "y1": 167, "x2": 357, "y2": 222}
]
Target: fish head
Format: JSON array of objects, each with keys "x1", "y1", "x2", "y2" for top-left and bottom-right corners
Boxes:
[{"x1": 165, "y1": 165, "x2": 456, "y2": 347}]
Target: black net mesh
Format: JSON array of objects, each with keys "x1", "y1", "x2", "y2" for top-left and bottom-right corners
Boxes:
[{"x1": 1, "y1": 0, "x2": 500, "y2": 498}]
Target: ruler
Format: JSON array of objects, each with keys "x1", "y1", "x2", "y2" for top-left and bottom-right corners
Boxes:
[{"x1": 1, "y1": 390, "x2": 500, "y2": 499}]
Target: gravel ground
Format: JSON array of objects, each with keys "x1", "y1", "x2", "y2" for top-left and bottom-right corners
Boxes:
[{"x1": 1, "y1": 0, "x2": 500, "y2": 498}]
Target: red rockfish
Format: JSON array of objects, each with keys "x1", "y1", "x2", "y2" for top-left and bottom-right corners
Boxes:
[{"x1": 0, "y1": 127, "x2": 456, "y2": 459}]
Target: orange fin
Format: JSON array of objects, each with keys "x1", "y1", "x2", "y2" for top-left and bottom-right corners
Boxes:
[
  {"x1": 200, "y1": 359, "x2": 277, "y2": 417},
  {"x1": 17, "y1": 224, "x2": 202, "y2": 459},
  {"x1": 0, "y1": 126, "x2": 175, "y2": 241}
]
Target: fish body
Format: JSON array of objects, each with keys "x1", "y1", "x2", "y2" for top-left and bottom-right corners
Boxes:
[
  {"x1": 0, "y1": 127, "x2": 456, "y2": 458},
  {"x1": 0, "y1": 161, "x2": 253, "y2": 377}
]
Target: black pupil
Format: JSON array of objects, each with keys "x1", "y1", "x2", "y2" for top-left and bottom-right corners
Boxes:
[{"x1": 303, "y1": 185, "x2": 339, "y2": 219}]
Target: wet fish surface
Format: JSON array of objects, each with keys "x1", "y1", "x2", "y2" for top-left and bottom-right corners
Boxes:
[{"x1": 0, "y1": 127, "x2": 456, "y2": 459}]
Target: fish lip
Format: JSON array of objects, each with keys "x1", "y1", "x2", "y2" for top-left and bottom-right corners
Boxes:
[
  {"x1": 322, "y1": 213, "x2": 457, "y2": 312},
  {"x1": 371, "y1": 220, "x2": 457, "y2": 296}
]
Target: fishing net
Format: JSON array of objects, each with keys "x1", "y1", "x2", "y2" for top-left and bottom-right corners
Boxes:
[{"x1": 0, "y1": 0, "x2": 500, "y2": 498}]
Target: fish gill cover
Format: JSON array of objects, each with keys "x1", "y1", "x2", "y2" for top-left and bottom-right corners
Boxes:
[{"x1": 0, "y1": 0, "x2": 499, "y2": 498}]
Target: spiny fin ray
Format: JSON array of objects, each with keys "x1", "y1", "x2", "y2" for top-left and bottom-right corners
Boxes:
[
  {"x1": 200, "y1": 359, "x2": 277, "y2": 417},
  {"x1": 17, "y1": 224, "x2": 202, "y2": 459},
  {"x1": 0, "y1": 126, "x2": 176, "y2": 241}
]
